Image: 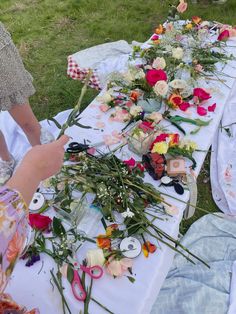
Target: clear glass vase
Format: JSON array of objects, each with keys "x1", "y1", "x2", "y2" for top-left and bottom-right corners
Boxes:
[{"x1": 127, "y1": 122, "x2": 156, "y2": 156}]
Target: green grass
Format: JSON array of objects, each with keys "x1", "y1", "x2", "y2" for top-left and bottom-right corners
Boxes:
[{"x1": 1, "y1": 0, "x2": 234, "y2": 231}]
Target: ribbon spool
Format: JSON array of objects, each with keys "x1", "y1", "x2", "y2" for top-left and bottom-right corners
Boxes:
[
  {"x1": 120, "y1": 237, "x2": 142, "y2": 258},
  {"x1": 29, "y1": 192, "x2": 46, "y2": 212}
]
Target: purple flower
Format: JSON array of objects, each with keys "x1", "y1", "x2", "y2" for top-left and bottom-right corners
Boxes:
[{"x1": 25, "y1": 254, "x2": 41, "y2": 267}]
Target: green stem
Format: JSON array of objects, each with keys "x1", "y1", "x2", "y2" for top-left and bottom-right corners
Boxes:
[
  {"x1": 91, "y1": 297, "x2": 114, "y2": 314},
  {"x1": 57, "y1": 71, "x2": 92, "y2": 139}
]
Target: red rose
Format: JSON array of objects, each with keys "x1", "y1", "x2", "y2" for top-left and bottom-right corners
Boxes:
[
  {"x1": 193, "y1": 88, "x2": 211, "y2": 101},
  {"x1": 218, "y1": 30, "x2": 230, "y2": 41},
  {"x1": 146, "y1": 69, "x2": 167, "y2": 86},
  {"x1": 29, "y1": 213, "x2": 52, "y2": 232}
]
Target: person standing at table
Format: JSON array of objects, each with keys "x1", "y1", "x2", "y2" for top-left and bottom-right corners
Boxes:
[
  {"x1": 0, "y1": 135, "x2": 69, "y2": 313},
  {"x1": 0, "y1": 22, "x2": 54, "y2": 186}
]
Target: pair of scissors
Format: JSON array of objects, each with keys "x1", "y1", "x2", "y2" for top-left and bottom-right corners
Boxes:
[
  {"x1": 66, "y1": 141, "x2": 105, "y2": 154},
  {"x1": 69, "y1": 256, "x2": 103, "y2": 301}
]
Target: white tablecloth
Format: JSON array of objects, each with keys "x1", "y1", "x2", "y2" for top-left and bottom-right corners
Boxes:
[{"x1": 1, "y1": 38, "x2": 236, "y2": 314}]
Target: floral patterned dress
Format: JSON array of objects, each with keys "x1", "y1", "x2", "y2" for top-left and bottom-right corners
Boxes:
[{"x1": 0, "y1": 186, "x2": 39, "y2": 314}]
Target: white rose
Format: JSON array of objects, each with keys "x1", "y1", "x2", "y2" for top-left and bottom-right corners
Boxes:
[
  {"x1": 172, "y1": 47, "x2": 184, "y2": 60},
  {"x1": 123, "y1": 70, "x2": 134, "y2": 83},
  {"x1": 147, "y1": 112, "x2": 163, "y2": 123},
  {"x1": 169, "y1": 79, "x2": 187, "y2": 90},
  {"x1": 152, "y1": 57, "x2": 166, "y2": 70},
  {"x1": 101, "y1": 92, "x2": 112, "y2": 103},
  {"x1": 129, "y1": 105, "x2": 143, "y2": 117},
  {"x1": 200, "y1": 21, "x2": 210, "y2": 28},
  {"x1": 134, "y1": 68, "x2": 145, "y2": 80},
  {"x1": 181, "y1": 86, "x2": 192, "y2": 98},
  {"x1": 86, "y1": 249, "x2": 105, "y2": 267},
  {"x1": 153, "y1": 80, "x2": 169, "y2": 97}
]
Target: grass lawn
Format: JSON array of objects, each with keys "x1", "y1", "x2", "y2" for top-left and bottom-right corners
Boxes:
[{"x1": 1, "y1": 0, "x2": 235, "y2": 231}]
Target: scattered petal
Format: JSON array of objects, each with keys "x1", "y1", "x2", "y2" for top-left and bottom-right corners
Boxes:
[
  {"x1": 208, "y1": 103, "x2": 216, "y2": 112},
  {"x1": 197, "y1": 106, "x2": 207, "y2": 116}
]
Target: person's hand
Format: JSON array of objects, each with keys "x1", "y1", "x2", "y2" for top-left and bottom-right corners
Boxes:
[
  {"x1": 20, "y1": 135, "x2": 69, "y2": 181},
  {"x1": 7, "y1": 135, "x2": 69, "y2": 204}
]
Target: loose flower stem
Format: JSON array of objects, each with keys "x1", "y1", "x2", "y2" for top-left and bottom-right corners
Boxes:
[{"x1": 91, "y1": 297, "x2": 114, "y2": 314}]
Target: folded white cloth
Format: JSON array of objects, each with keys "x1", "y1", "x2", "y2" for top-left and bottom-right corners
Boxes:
[{"x1": 67, "y1": 40, "x2": 132, "y2": 89}]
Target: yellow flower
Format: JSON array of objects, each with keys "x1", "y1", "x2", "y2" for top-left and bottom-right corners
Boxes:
[
  {"x1": 151, "y1": 142, "x2": 169, "y2": 154},
  {"x1": 186, "y1": 23, "x2": 193, "y2": 30}
]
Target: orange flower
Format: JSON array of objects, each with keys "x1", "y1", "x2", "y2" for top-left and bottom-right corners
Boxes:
[
  {"x1": 96, "y1": 235, "x2": 111, "y2": 249},
  {"x1": 192, "y1": 16, "x2": 202, "y2": 25},
  {"x1": 155, "y1": 24, "x2": 164, "y2": 35},
  {"x1": 169, "y1": 133, "x2": 180, "y2": 146},
  {"x1": 6, "y1": 232, "x2": 24, "y2": 263},
  {"x1": 168, "y1": 94, "x2": 183, "y2": 109},
  {"x1": 142, "y1": 241, "x2": 157, "y2": 258},
  {"x1": 106, "y1": 224, "x2": 118, "y2": 237},
  {"x1": 130, "y1": 90, "x2": 140, "y2": 102}
]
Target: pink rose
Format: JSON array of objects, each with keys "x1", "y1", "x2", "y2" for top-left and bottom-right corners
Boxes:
[
  {"x1": 99, "y1": 104, "x2": 110, "y2": 112},
  {"x1": 193, "y1": 88, "x2": 211, "y2": 101},
  {"x1": 179, "y1": 102, "x2": 190, "y2": 111},
  {"x1": 125, "y1": 101, "x2": 133, "y2": 108},
  {"x1": 229, "y1": 28, "x2": 236, "y2": 37},
  {"x1": 106, "y1": 257, "x2": 133, "y2": 277},
  {"x1": 146, "y1": 69, "x2": 167, "y2": 86},
  {"x1": 124, "y1": 158, "x2": 136, "y2": 168},
  {"x1": 208, "y1": 103, "x2": 216, "y2": 112},
  {"x1": 197, "y1": 106, "x2": 207, "y2": 116},
  {"x1": 177, "y1": 1, "x2": 188, "y2": 14},
  {"x1": 151, "y1": 34, "x2": 159, "y2": 41},
  {"x1": 218, "y1": 29, "x2": 230, "y2": 41}
]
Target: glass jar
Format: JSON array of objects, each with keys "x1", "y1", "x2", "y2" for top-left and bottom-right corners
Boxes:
[{"x1": 127, "y1": 121, "x2": 156, "y2": 156}]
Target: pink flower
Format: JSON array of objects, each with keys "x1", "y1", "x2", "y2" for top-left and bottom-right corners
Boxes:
[
  {"x1": 151, "y1": 34, "x2": 159, "y2": 41},
  {"x1": 96, "y1": 121, "x2": 105, "y2": 128},
  {"x1": 218, "y1": 29, "x2": 230, "y2": 41},
  {"x1": 124, "y1": 158, "x2": 136, "y2": 168},
  {"x1": 99, "y1": 104, "x2": 110, "y2": 112},
  {"x1": 146, "y1": 69, "x2": 167, "y2": 86},
  {"x1": 197, "y1": 106, "x2": 207, "y2": 116},
  {"x1": 87, "y1": 147, "x2": 96, "y2": 155},
  {"x1": 106, "y1": 257, "x2": 133, "y2": 277},
  {"x1": 193, "y1": 88, "x2": 211, "y2": 101},
  {"x1": 103, "y1": 135, "x2": 120, "y2": 146},
  {"x1": 179, "y1": 102, "x2": 190, "y2": 111},
  {"x1": 177, "y1": 1, "x2": 188, "y2": 14},
  {"x1": 125, "y1": 101, "x2": 133, "y2": 108},
  {"x1": 139, "y1": 121, "x2": 155, "y2": 132},
  {"x1": 229, "y1": 28, "x2": 236, "y2": 37}
]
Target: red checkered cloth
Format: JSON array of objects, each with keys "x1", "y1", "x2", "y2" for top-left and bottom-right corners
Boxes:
[{"x1": 67, "y1": 56, "x2": 102, "y2": 90}]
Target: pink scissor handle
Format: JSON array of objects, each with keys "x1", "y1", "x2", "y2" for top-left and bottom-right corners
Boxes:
[
  {"x1": 71, "y1": 270, "x2": 86, "y2": 301},
  {"x1": 80, "y1": 264, "x2": 103, "y2": 279}
]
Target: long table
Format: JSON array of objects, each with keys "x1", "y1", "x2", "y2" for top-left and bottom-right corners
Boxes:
[{"x1": 1, "y1": 36, "x2": 236, "y2": 314}]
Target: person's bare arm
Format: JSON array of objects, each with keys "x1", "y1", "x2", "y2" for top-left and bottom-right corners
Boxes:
[{"x1": 7, "y1": 135, "x2": 69, "y2": 204}]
